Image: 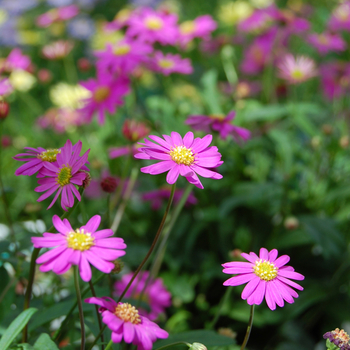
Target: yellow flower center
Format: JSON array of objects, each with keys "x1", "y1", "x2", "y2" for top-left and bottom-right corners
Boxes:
[
  {"x1": 56, "y1": 166, "x2": 72, "y2": 186},
  {"x1": 38, "y1": 149, "x2": 61, "y2": 162},
  {"x1": 145, "y1": 16, "x2": 163, "y2": 30},
  {"x1": 159, "y1": 59, "x2": 174, "y2": 69},
  {"x1": 290, "y1": 69, "x2": 304, "y2": 80},
  {"x1": 209, "y1": 114, "x2": 225, "y2": 121},
  {"x1": 114, "y1": 303, "x2": 141, "y2": 324},
  {"x1": 66, "y1": 228, "x2": 94, "y2": 251},
  {"x1": 169, "y1": 146, "x2": 194, "y2": 165},
  {"x1": 318, "y1": 34, "x2": 329, "y2": 45},
  {"x1": 93, "y1": 86, "x2": 110, "y2": 102},
  {"x1": 113, "y1": 44, "x2": 131, "y2": 56},
  {"x1": 253, "y1": 259, "x2": 278, "y2": 281},
  {"x1": 180, "y1": 21, "x2": 195, "y2": 34}
]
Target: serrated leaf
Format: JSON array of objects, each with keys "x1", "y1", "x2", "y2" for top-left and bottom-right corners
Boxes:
[
  {"x1": 0, "y1": 308, "x2": 38, "y2": 350},
  {"x1": 33, "y1": 333, "x2": 59, "y2": 350}
]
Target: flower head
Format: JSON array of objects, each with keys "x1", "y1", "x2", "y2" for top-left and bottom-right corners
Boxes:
[
  {"x1": 149, "y1": 51, "x2": 193, "y2": 76},
  {"x1": 323, "y1": 328, "x2": 350, "y2": 350},
  {"x1": 5, "y1": 48, "x2": 31, "y2": 72},
  {"x1": 32, "y1": 215, "x2": 126, "y2": 282},
  {"x1": 185, "y1": 111, "x2": 250, "y2": 142},
  {"x1": 122, "y1": 119, "x2": 150, "y2": 142},
  {"x1": 277, "y1": 54, "x2": 317, "y2": 84},
  {"x1": 36, "y1": 5, "x2": 79, "y2": 28},
  {"x1": 135, "y1": 131, "x2": 223, "y2": 189},
  {"x1": 328, "y1": 2, "x2": 350, "y2": 32},
  {"x1": 84, "y1": 297, "x2": 168, "y2": 349},
  {"x1": 34, "y1": 139, "x2": 89, "y2": 211},
  {"x1": 307, "y1": 32, "x2": 346, "y2": 55},
  {"x1": 114, "y1": 271, "x2": 171, "y2": 320},
  {"x1": 222, "y1": 247, "x2": 304, "y2": 310},
  {"x1": 42, "y1": 40, "x2": 74, "y2": 60},
  {"x1": 0, "y1": 78, "x2": 13, "y2": 97}
]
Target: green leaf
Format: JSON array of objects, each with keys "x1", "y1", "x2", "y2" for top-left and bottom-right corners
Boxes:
[
  {"x1": 200, "y1": 70, "x2": 222, "y2": 114},
  {"x1": 155, "y1": 330, "x2": 234, "y2": 348},
  {"x1": 243, "y1": 104, "x2": 288, "y2": 122},
  {"x1": 11, "y1": 344, "x2": 35, "y2": 350},
  {"x1": 0, "y1": 308, "x2": 38, "y2": 350},
  {"x1": 33, "y1": 333, "x2": 59, "y2": 350}
]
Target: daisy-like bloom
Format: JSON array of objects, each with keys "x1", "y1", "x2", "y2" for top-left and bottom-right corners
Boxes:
[
  {"x1": 84, "y1": 297, "x2": 168, "y2": 349},
  {"x1": 277, "y1": 54, "x2": 317, "y2": 84},
  {"x1": 122, "y1": 120, "x2": 150, "y2": 142},
  {"x1": 178, "y1": 15, "x2": 217, "y2": 47},
  {"x1": 9, "y1": 70, "x2": 36, "y2": 92},
  {"x1": 307, "y1": 32, "x2": 346, "y2": 55},
  {"x1": 32, "y1": 215, "x2": 126, "y2": 282},
  {"x1": 126, "y1": 7, "x2": 179, "y2": 46},
  {"x1": 186, "y1": 111, "x2": 250, "y2": 143},
  {"x1": 114, "y1": 271, "x2": 171, "y2": 320},
  {"x1": 328, "y1": 2, "x2": 350, "y2": 32},
  {"x1": 149, "y1": 51, "x2": 193, "y2": 76},
  {"x1": 42, "y1": 40, "x2": 74, "y2": 60},
  {"x1": 4, "y1": 48, "x2": 31, "y2": 72},
  {"x1": 222, "y1": 247, "x2": 304, "y2": 310},
  {"x1": 36, "y1": 5, "x2": 79, "y2": 28},
  {"x1": 134, "y1": 131, "x2": 223, "y2": 189},
  {"x1": 95, "y1": 39, "x2": 152, "y2": 75},
  {"x1": 35, "y1": 139, "x2": 89, "y2": 210},
  {"x1": 237, "y1": 6, "x2": 278, "y2": 33},
  {"x1": 79, "y1": 72, "x2": 130, "y2": 125},
  {"x1": 0, "y1": 77, "x2": 13, "y2": 97},
  {"x1": 323, "y1": 328, "x2": 350, "y2": 350}
]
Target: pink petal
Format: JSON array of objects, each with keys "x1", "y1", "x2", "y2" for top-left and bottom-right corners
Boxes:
[
  {"x1": 223, "y1": 273, "x2": 255, "y2": 286},
  {"x1": 166, "y1": 165, "x2": 180, "y2": 184},
  {"x1": 241, "y1": 275, "x2": 260, "y2": 299}
]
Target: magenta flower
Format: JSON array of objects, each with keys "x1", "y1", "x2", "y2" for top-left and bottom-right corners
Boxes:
[
  {"x1": 149, "y1": 51, "x2": 193, "y2": 76},
  {"x1": 32, "y1": 215, "x2": 126, "y2": 282},
  {"x1": 5, "y1": 49, "x2": 31, "y2": 72},
  {"x1": 328, "y1": 2, "x2": 350, "y2": 32},
  {"x1": 185, "y1": 111, "x2": 250, "y2": 142},
  {"x1": 95, "y1": 39, "x2": 153, "y2": 75},
  {"x1": 222, "y1": 247, "x2": 304, "y2": 310},
  {"x1": 238, "y1": 6, "x2": 279, "y2": 33},
  {"x1": 134, "y1": 131, "x2": 223, "y2": 189},
  {"x1": 0, "y1": 78, "x2": 13, "y2": 97},
  {"x1": 114, "y1": 271, "x2": 171, "y2": 320},
  {"x1": 307, "y1": 32, "x2": 346, "y2": 55},
  {"x1": 79, "y1": 72, "x2": 130, "y2": 125},
  {"x1": 84, "y1": 297, "x2": 168, "y2": 349},
  {"x1": 126, "y1": 7, "x2": 179, "y2": 45},
  {"x1": 34, "y1": 139, "x2": 89, "y2": 211},
  {"x1": 36, "y1": 5, "x2": 79, "y2": 28}
]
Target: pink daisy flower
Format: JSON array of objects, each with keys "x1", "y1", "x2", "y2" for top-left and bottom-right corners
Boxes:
[
  {"x1": 307, "y1": 32, "x2": 346, "y2": 55},
  {"x1": 185, "y1": 111, "x2": 251, "y2": 142},
  {"x1": 5, "y1": 49, "x2": 31, "y2": 72},
  {"x1": 0, "y1": 78, "x2": 13, "y2": 97},
  {"x1": 134, "y1": 131, "x2": 223, "y2": 189},
  {"x1": 36, "y1": 5, "x2": 79, "y2": 28},
  {"x1": 79, "y1": 72, "x2": 130, "y2": 125},
  {"x1": 277, "y1": 54, "x2": 317, "y2": 84},
  {"x1": 222, "y1": 247, "x2": 304, "y2": 310},
  {"x1": 122, "y1": 120, "x2": 150, "y2": 142},
  {"x1": 114, "y1": 271, "x2": 171, "y2": 320},
  {"x1": 84, "y1": 297, "x2": 168, "y2": 349},
  {"x1": 42, "y1": 40, "x2": 74, "y2": 60},
  {"x1": 31, "y1": 215, "x2": 126, "y2": 282},
  {"x1": 126, "y1": 7, "x2": 179, "y2": 46},
  {"x1": 328, "y1": 2, "x2": 350, "y2": 32},
  {"x1": 95, "y1": 39, "x2": 153, "y2": 75},
  {"x1": 149, "y1": 51, "x2": 193, "y2": 76},
  {"x1": 238, "y1": 6, "x2": 279, "y2": 33},
  {"x1": 34, "y1": 139, "x2": 89, "y2": 211}
]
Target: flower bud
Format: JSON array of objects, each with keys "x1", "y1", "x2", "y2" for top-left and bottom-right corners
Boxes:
[
  {"x1": 218, "y1": 327, "x2": 237, "y2": 339},
  {"x1": 284, "y1": 216, "x2": 299, "y2": 230},
  {"x1": 340, "y1": 136, "x2": 349, "y2": 149},
  {"x1": 80, "y1": 171, "x2": 91, "y2": 189},
  {"x1": 37, "y1": 69, "x2": 52, "y2": 83},
  {"x1": 122, "y1": 120, "x2": 151, "y2": 142},
  {"x1": 111, "y1": 259, "x2": 124, "y2": 274},
  {"x1": 188, "y1": 343, "x2": 207, "y2": 350},
  {"x1": 100, "y1": 176, "x2": 118, "y2": 193},
  {"x1": 322, "y1": 124, "x2": 333, "y2": 135},
  {"x1": 78, "y1": 58, "x2": 91, "y2": 72},
  {"x1": 0, "y1": 100, "x2": 10, "y2": 119}
]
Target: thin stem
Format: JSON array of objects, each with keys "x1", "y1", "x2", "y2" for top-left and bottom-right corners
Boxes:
[
  {"x1": 240, "y1": 304, "x2": 255, "y2": 350},
  {"x1": 63, "y1": 53, "x2": 78, "y2": 84},
  {"x1": 208, "y1": 286, "x2": 233, "y2": 330},
  {"x1": 88, "y1": 325, "x2": 107, "y2": 350},
  {"x1": 117, "y1": 183, "x2": 176, "y2": 303},
  {"x1": 74, "y1": 266, "x2": 85, "y2": 350},
  {"x1": 104, "y1": 339, "x2": 114, "y2": 350},
  {"x1": 89, "y1": 280, "x2": 104, "y2": 350}
]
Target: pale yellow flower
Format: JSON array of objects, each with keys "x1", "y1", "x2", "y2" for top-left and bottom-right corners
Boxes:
[
  {"x1": 50, "y1": 82, "x2": 91, "y2": 109},
  {"x1": 0, "y1": 9, "x2": 8, "y2": 26},
  {"x1": 90, "y1": 22, "x2": 124, "y2": 50},
  {"x1": 217, "y1": 1, "x2": 253, "y2": 25},
  {"x1": 9, "y1": 70, "x2": 36, "y2": 92},
  {"x1": 250, "y1": 0, "x2": 274, "y2": 8}
]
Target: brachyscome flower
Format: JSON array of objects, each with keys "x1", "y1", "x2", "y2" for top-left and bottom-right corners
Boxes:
[
  {"x1": 42, "y1": 40, "x2": 74, "y2": 60},
  {"x1": 222, "y1": 247, "x2": 304, "y2": 310},
  {"x1": 35, "y1": 139, "x2": 89, "y2": 211},
  {"x1": 307, "y1": 32, "x2": 346, "y2": 55},
  {"x1": 149, "y1": 51, "x2": 193, "y2": 76},
  {"x1": 114, "y1": 271, "x2": 171, "y2": 320},
  {"x1": 134, "y1": 131, "x2": 223, "y2": 189},
  {"x1": 32, "y1": 215, "x2": 126, "y2": 282},
  {"x1": 84, "y1": 297, "x2": 168, "y2": 349},
  {"x1": 36, "y1": 5, "x2": 79, "y2": 28},
  {"x1": 323, "y1": 328, "x2": 350, "y2": 350}
]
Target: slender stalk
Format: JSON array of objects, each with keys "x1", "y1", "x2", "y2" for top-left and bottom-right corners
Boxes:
[
  {"x1": 22, "y1": 189, "x2": 84, "y2": 342},
  {"x1": 88, "y1": 325, "x2": 107, "y2": 350},
  {"x1": 63, "y1": 53, "x2": 78, "y2": 84},
  {"x1": 208, "y1": 286, "x2": 233, "y2": 330},
  {"x1": 240, "y1": 304, "x2": 255, "y2": 350},
  {"x1": 89, "y1": 280, "x2": 104, "y2": 350},
  {"x1": 104, "y1": 339, "x2": 114, "y2": 350},
  {"x1": 117, "y1": 183, "x2": 176, "y2": 303},
  {"x1": 74, "y1": 266, "x2": 85, "y2": 350}
]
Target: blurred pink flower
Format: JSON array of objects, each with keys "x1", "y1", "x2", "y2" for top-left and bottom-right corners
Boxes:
[
  {"x1": 328, "y1": 2, "x2": 350, "y2": 32},
  {"x1": 149, "y1": 51, "x2": 193, "y2": 76},
  {"x1": 5, "y1": 49, "x2": 31, "y2": 72},
  {"x1": 42, "y1": 40, "x2": 74, "y2": 60},
  {"x1": 222, "y1": 247, "x2": 304, "y2": 310},
  {"x1": 36, "y1": 5, "x2": 79, "y2": 28},
  {"x1": 0, "y1": 78, "x2": 13, "y2": 96},
  {"x1": 238, "y1": 6, "x2": 279, "y2": 33},
  {"x1": 186, "y1": 111, "x2": 250, "y2": 142},
  {"x1": 307, "y1": 32, "x2": 346, "y2": 55},
  {"x1": 114, "y1": 271, "x2": 171, "y2": 320},
  {"x1": 32, "y1": 215, "x2": 126, "y2": 282},
  {"x1": 122, "y1": 119, "x2": 150, "y2": 142},
  {"x1": 134, "y1": 131, "x2": 223, "y2": 189},
  {"x1": 84, "y1": 297, "x2": 168, "y2": 349}
]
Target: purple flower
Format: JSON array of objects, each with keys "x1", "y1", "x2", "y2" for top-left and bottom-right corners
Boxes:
[
  {"x1": 328, "y1": 2, "x2": 350, "y2": 32},
  {"x1": 149, "y1": 51, "x2": 193, "y2": 76},
  {"x1": 36, "y1": 5, "x2": 79, "y2": 27},
  {"x1": 114, "y1": 271, "x2": 171, "y2": 320},
  {"x1": 66, "y1": 15, "x2": 95, "y2": 40},
  {"x1": 323, "y1": 328, "x2": 350, "y2": 350},
  {"x1": 185, "y1": 111, "x2": 250, "y2": 142},
  {"x1": 84, "y1": 297, "x2": 168, "y2": 349},
  {"x1": 238, "y1": 6, "x2": 279, "y2": 33},
  {"x1": 0, "y1": 78, "x2": 13, "y2": 97},
  {"x1": 34, "y1": 139, "x2": 89, "y2": 210},
  {"x1": 32, "y1": 215, "x2": 126, "y2": 282},
  {"x1": 134, "y1": 131, "x2": 223, "y2": 189},
  {"x1": 222, "y1": 247, "x2": 304, "y2": 310},
  {"x1": 5, "y1": 48, "x2": 31, "y2": 71},
  {"x1": 307, "y1": 32, "x2": 346, "y2": 55}
]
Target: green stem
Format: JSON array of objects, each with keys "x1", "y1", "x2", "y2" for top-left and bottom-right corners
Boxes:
[
  {"x1": 22, "y1": 188, "x2": 84, "y2": 343},
  {"x1": 87, "y1": 324, "x2": 107, "y2": 350},
  {"x1": 117, "y1": 183, "x2": 176, "y2": 303},
  {"x1": 240, "y1": 304, "x2": 255, "y2": 350},
  {"x1": 208, "y1": 286, "x2": 233, "y2": 330},
  {"x1": 89, "y1": 280, "x2": 104, "y2": 350},
  {"x1": 104, "y1": 339, "x2": 114, "y2": 350},
  {"x1": 63, "y1": 53, "x2": 78, "y2": 84},
  {"x1": 74, "y1": 266, "x2": 85, "y2": 350}
]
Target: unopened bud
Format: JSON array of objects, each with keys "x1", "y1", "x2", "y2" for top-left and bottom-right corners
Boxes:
[
  {"x1": 111, "y1": 259, "x2": 124, "y2": 274},
  {"x1": 78, "y1": 58, "x2": 91, "y2": 72},
  {"x1": 122, "y1": 120, "x2": 150, "y2": 142},
  {"x1": 340, "y1": 135, "x2": 349, "y2": 149},
  {"x1": 284, "y1": 216, "x2": 299, "y2": 230},
  {"x1": 218, "y1": 327, "x2": 237, "y2": 339},
  {"x1": 322, "y1": 124, "x2": 333, "y2": 135},
  {"x1": 188, "y1": 343, "x2": 207, "y2": 350},
  {"x1": 100, "y1": 176, "x2": 118, "y2": 193},
  {"x1": 311, "y1": 136, "x2": 321, "y2": 149},
  {"x1": 37, "y1": 69, "x2": 52, "y2": 83},
  {"x1": 229, "y1": 249, "x2": 242, "y2": 259},
  {"x1": 80, "y1": 171, "x2": 91, "y2": 189},
  {"x1": 0, "y1": 100, "x2": 10, "y2": 119},
  {"x1": 1, "y1": 135, "x2": 11, "y2": 148}
]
